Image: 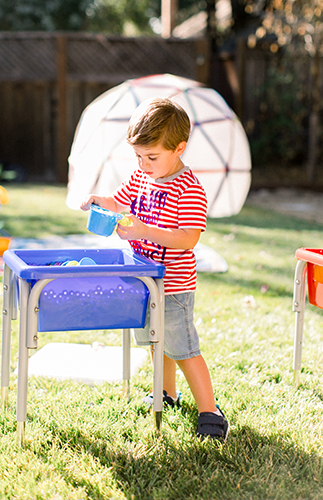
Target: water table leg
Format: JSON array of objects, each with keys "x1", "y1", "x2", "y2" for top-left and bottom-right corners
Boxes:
[
  {"x1": 1, "y1": 264, "x2": 13, "y2": 410},
  {"x1": 138, "y1": 277, "x2": 164, "y2": 431},
  {"x1": 18, "y1": 278, "x2": 55, "y2": 445},
  {"x1": 153, "y1": 278, "x2": 164, "y2": 431},
  {"x1": 16, "y1": 279, "x2": 31, "y2": 446},
  {"x1": 123, "y1": 328, "x2": 131, "y2": 402},
  {"x1": 292, "y1": 259, "x2": 307, "y2": 388},
  {"x1": 152, "y1": 340, "x2": 163, "y2": 432}
]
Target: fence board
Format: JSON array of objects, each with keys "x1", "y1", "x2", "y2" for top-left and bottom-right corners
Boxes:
[{"x1": 0, "y1": 32, "x2": 209, "y2": 181}]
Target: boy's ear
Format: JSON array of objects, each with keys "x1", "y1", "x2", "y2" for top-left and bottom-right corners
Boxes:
[{"x1": 175, "y1": 141, "x2": 187, "y2": 156}]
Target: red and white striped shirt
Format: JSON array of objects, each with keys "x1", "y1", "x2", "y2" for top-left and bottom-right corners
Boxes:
[{"x1": 112, "y1": 166, "x2": 207, "y2": 294}]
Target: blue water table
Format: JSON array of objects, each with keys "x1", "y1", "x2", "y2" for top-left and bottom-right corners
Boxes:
[{"x1": 1, "y1": 248, "x2": 165, "y2": 445}]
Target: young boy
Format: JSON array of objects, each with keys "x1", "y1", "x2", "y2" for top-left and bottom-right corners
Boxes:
[{"x1": 80, "y1": 98, "x2": 229, "y2": 441}]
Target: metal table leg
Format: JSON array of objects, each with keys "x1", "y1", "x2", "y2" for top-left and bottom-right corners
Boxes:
[
  {"x1": 1, "y1": 264, "x2": 13, "y2": 409},
  {"x1": 16, "y1": 279, "x2": 31, "y2": 446},
  {"x1": 123, "y1": 328, "x2": 131, "y2": 402},
  {"x1": 292, "y1": 259, "x2": 307, "y2": 387},
  {"x1": 139, "y1": 277, "x2": 164, "y2": 430},
  {"x1": 154, "y1": 278, "x2": 164, "y2": 431}
]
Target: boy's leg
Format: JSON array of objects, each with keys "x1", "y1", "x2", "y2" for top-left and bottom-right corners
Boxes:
[
  {"x1": 163, "y1": 354, "x2": 177, "y2": 400},
  {"x1": 176, "y1": 355, "x2": 217, "y2": 413}
]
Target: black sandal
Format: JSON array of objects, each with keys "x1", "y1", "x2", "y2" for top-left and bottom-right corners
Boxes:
[{"x1": 197, "y1": 408, "x2": 229, "y2": 442}]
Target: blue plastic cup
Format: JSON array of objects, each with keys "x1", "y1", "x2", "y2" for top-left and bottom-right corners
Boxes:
[
  {"x1": 79, "y1": 257, "x2": 96, "y2": 265},
  {"x1": 87, "y1": 205, "x2": 123, "y2": 237}
]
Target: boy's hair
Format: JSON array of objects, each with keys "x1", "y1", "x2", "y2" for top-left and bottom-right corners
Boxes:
[{"x1": 126, "y1": 97, "x2": 191, "y2": 151}]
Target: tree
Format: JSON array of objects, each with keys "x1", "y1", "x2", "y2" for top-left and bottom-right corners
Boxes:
[
  {"x1": 85, "y1": 0, "x2": 153, "y2": 35},
  {"x1": 247, "y1": 0, "x2": 323, "y2": 181},
  {"x1": 0, "y1": 0, "x2": 206, "y2": 35},
  {"x1": 0, "y1": 0, "x2": 93, "y2": 31}
]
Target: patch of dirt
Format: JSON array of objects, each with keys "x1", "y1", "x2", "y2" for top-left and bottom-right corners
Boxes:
[{"x1": 246, "y1": 187, "x2": 323, "y2": 224}]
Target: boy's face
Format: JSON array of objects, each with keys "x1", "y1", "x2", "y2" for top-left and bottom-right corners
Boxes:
[{"x1": 132, "y1": 141, "x2": 186, "y2": 180}]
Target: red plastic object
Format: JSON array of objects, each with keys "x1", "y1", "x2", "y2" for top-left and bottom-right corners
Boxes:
[{"x1": 296, "y1": 248, "x2": 323, "y2": 309}]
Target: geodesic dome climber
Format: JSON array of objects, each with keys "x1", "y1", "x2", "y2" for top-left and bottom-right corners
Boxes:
[{"x1": 66, "y1": 74, "x2": 251, "y2": 218}]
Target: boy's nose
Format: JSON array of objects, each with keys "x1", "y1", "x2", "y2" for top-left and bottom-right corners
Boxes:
[{"x1": 140, "y1": 158, "x2": 150, "y2": 170}]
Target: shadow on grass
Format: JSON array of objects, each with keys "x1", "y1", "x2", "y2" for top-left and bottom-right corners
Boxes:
[
  {"x1": 198, "y1": 271, "x2": 294, "y2": 300},
  {"x1": 31, "y1": 410, "x2": 323, "y2": 500},
  {"x1": 210, "y1": 206, "x2": 323, "y2": 232},
  {"x1": 200, "y1": 207, "x2": 323, "y2": 301}
]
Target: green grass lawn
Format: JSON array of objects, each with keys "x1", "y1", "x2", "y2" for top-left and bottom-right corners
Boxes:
[
  {"x1": 1, "y1": 184, "x2": 323, "y2": 499},
  {"x1": 0, "y1": 183, "x2": 89, "y2": 238}
]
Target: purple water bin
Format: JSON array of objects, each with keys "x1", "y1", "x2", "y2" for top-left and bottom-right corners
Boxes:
[
  {"x1": 38, "y1": 275, "x2": 150, "y2": 331},
  {"x1": 87, "y1": 205, "x2": 123, "y2": 237},
  {"x1": 3, "y1": 248, "x2": 165, "y2": 332}
]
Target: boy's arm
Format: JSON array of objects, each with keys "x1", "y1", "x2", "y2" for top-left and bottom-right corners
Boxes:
[
  {"x1": 117, "y1": 214, "x2": 201, "y2": 249},
  {"x1": 80, "y1": 194, "x2": 126, "y2": 213}
]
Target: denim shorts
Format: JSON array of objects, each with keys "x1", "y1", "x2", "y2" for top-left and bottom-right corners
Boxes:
[{"x1": 133, "y1": 291, "x2": 201, "y2": 360}]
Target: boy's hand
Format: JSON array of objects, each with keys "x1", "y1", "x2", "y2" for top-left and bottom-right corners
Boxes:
[
  {"x1": 80, "y1": 195, "x2": 96, "y2": 211},
  {"x1": 116, "y1": 214, "x2": 148, "y2": 240},
  {"x1": 80, "y1": 194, "x2": 121, "y2": 213},
  {"x1": 116, "y1": 214, "x2": 201, "y2": 249}
]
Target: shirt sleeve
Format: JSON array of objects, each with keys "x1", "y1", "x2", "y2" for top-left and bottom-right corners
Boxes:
[
  {"x1": 178, "y1": 184, "x2": 207, "y2": 231},
  {"x1": 112, "y1": 174, "x2": 134, "y2": 208}
]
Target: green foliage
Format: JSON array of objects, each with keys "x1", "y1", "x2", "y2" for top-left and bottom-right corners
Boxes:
[
  {"x1": 85, "y1": 0, "x2": 153, "y2": 36},
  {"x1": 0, "y1": 0, "x2": 154, "y2": 34},
  {"x1": 246, "y1": 0, "x2": 323, "y2": 56},
  {"x1": 249, "y1": 58, "x2": 309, "y2": 167},
  {"x1": 0, "y1": 0, "x2": 205, "y2": 35},
  {"x1": 83, "y1": 0, "x2": 206, "y2": 36},
  {"x1": 1, "y1": 184, "x2": 323, "y2": 498},
  {"x1": 0, "y1": 0, "x2": 93, "y2": 31}
]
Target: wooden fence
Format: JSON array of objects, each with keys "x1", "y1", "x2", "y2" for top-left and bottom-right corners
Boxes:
[
  {"x1": 0, "y1": 32, "x2": 317, "y2": 183},
  {"x1": 0, "y1": 32, "x2": 209, "y2": 182}
]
